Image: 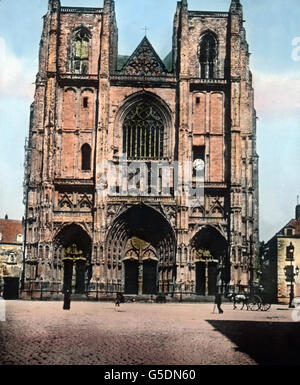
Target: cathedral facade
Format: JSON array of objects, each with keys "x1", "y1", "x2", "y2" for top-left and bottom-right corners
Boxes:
[{"x1": 23, "y1": 0, "x2": 259, "y2": 298}]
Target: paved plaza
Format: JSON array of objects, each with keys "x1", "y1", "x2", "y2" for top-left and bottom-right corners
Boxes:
[{"x1": 0, "y1": 300, "x2": 300, "y2": 365}]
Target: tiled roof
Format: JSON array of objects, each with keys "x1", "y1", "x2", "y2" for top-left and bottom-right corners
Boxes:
[
  {"x1": 266, "y1": 218, "x2": 300, "y2": 244},
  {"x1": 0, "y1": 219, "x2": 23, "y2": 244},
  {"x1": 286, "y1": 219, "x2": 300, "y2": 236},
  {"x1": 276, "y1": 219, "x2": 300, "y2": 237}
]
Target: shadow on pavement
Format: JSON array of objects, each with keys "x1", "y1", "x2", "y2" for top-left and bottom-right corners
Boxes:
[{"x1": 207, "y1": 320, "x2": 300, "y2": 365}]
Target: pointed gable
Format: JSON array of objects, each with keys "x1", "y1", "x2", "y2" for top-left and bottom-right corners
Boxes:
[
  {"x1": 58, "y1": 194, "x2": 73, "y2": 209},
  {"x1": 121, "y1": 37, "x2": 168, "y2": 76},
  {"x1": 77, "y1": 194, "x2": 92, "y2": 209}
]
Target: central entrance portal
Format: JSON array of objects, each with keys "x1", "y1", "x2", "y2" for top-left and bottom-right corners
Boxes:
[
  {"x1": 123, "y1": 236, "x2": 159, "y2": 295},
  {"x1": 106, "y1": 204, "x2": 176, "y2": 295}
]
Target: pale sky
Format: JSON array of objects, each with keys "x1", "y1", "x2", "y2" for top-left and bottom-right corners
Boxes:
[{"x1": 0, "y1": 0, "x2": 299, "y2": 242}]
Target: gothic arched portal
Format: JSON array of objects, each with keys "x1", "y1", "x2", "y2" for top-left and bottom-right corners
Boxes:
[
  {"x1": 191, "y1": 226, "x2": 228, "y2": 296},
  {"x1": 106, "y1": 204, "x2": 176, "y2": 295},
  {"x1": 54, "y1": 224, "x2": 92, "y2": 294}
]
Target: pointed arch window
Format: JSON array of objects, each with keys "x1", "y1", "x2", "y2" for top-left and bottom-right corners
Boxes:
[
  {"x1": 199, "y1": 33, "x2": 217, "y2": 79},
  {"x1": 81, "y1": 144, "x2": 91, "y2": 171},
  {"x1": 72, "y1": 29, "x2": 90, "y2": 74},
  {"x1": 123, "y1": 102, "x2": 164, "y2": 160}
]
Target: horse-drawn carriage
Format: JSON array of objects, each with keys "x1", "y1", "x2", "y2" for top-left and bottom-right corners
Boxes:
[{"x1": 227, "y1": 283, "x2": 271, "y2": 312}]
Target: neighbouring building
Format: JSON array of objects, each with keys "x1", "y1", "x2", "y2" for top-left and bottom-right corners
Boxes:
[
  {"x1": 260, "y1": 205, "x2": 300, "y2": 304},
  {"x1": 23, "y1": 0, "x2": 259, "y2": 299},
  {"x1": 0, "y1": 215, "x2": 23, "y2": 296}
]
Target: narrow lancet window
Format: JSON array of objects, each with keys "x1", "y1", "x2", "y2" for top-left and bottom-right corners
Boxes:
[
  {"x1": 81, "y1": 144, "x2": 91, "y2": 171},
  {"x1": 72, "y1": 29, "x2": 89, "y2": 74},
  {"x1": 199, "y1": 33, "x2": 217, "y2": 79}
]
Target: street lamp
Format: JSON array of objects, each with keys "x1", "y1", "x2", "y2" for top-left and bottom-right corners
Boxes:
[
  {"x1": 40, "y1": 277, "x2": 44, "y2": 301},
  {"x1": 218, "y1": 256, "x2": 225, "y2": 294},
  {"x1": 249, "y1": 235, "x2": 254, "y2": 293},
  {"x1": 96, "y1": 277, "x2": 99, "y2": 302},
  {"x1": 285, "y1": 242, "x2": 299, "y2": 308}
]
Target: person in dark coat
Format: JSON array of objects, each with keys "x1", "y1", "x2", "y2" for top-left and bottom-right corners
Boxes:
[
  {"x1": 63, "y1": 289, "x2": 71, "y2": 310},
  {"x1": 289, "y1": 285, "x2": 295, "y2": 308},
  {"x1": 115, "y1": 292, "x2": 125, "y2": 309},
  {"x1": 214, "y1": 293, "x2": 224, "y2": 314}
]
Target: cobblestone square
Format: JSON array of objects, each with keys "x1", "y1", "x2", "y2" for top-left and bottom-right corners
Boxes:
[{"x1": 1, "y1": 300, "x2": 300, "y2": 365}]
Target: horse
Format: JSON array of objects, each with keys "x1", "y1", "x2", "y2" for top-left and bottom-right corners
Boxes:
[{"x1": 227, "y1": 292, "x2": 248, "y2": 310}]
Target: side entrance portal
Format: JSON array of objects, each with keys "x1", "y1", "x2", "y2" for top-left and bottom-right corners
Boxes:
[
  {"x1": 55, "y1": 224, "x2": 92, "y2": 294},
  {"x1": 192, "y1": 226, "x2": 228, "y2": 296}
]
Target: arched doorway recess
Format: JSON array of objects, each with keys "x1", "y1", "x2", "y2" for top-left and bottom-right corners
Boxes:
[
  {"x1": 54, "y1": 224, "x2": 92, "y2": 294},
  {"x1": 106, "y1": 204, "x2": 176, "y2": 295},
  {"x1": 191, "y1": 226, "x2": 228, "y2": 296}
]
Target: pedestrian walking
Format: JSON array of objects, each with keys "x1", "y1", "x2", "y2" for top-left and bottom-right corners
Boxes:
[
  {"x1": 63, "y1": 289, "x2": 71, "y2": 310},
  {"x1": 237, "y1": 280, "x2": 242, "y2": 294},
  {"x1": 115, "y1": 292, "x2": 124, "y2": 310},
  {"x1": 214, "y1": 293, "x2": 224, "y2": 314},
  {"x1": 289, "y1": 285, "x2": 295, "y2": 308}
]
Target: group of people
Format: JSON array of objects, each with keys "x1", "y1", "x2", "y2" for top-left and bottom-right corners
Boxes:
[
  {"x1": 63, "y1": 289, "x2": 225, "y2": 313},
  {"x1": 62, "y1": 290, "x2": 125, "y2": 311}
]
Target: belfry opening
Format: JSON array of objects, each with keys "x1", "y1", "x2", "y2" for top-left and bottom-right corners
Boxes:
[{"x1": 106, "y1": 205, "x2": 176, "y2": 295}]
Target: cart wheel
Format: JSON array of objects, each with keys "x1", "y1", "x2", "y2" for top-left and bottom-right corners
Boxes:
[
  {"x1": 260, "y1": 303, "x2": 271, "y2": 312},
  {"x1": 249, "y1": 295, "x2": 261, "y2": 311}
]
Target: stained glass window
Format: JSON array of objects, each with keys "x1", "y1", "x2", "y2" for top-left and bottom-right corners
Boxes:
[{"x1": 123, "y1": 102, "x2": 164, "y2": 160}]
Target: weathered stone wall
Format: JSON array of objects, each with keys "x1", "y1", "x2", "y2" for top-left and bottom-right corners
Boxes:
[
  {"x1": 58, "y1": 13, "x2": 102, "y2": 75},
  {"x1": 187, "y1": 15, "x2": 228, "y2": 79},
  {"x1": 56, "y1": 86, "x2": 96, "y2": 179},
  {"x1": 0, "y1": 245, "x2": 22, "y2": 279},
  {"x1": 192, "y1": 91, "x2": 225, "y2": 182},
  {"x1": 277, "y1": 237, "x2": 300, "y2": 302},
  {"x1": 23, "y1": 0, "x2": 258, "y2": 297}
]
